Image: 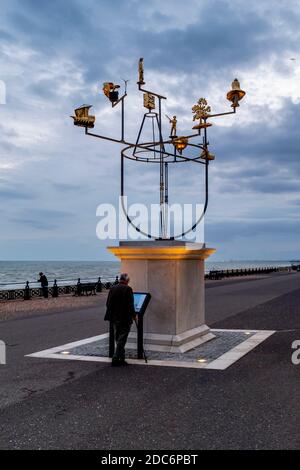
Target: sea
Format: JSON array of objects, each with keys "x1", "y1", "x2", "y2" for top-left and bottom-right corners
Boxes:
[{"x1": 0, "y1": 260, "x2": 294, "y2": 290}]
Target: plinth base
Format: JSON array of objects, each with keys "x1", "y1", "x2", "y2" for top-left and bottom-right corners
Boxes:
[
  {"x1": 127, "y1": 324, "x2": 215, "y2": 353},
  {"x1": 108, "y1": 241, "x2": 216, "y2": 353}
]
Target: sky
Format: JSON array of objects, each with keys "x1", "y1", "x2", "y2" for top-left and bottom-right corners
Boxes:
[{"x1": 0, "y1": 0, "x2": 300, "y2": 261}]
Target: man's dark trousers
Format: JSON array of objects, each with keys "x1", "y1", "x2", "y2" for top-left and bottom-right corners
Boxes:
[
  {"x1": 42, "y1": 286, "x2": 48, "y2": 298},
  {"x1": 113, "y1": 322, "x2": 132, "y2": 362}
]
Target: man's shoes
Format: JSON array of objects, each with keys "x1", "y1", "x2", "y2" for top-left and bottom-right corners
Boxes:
[
  {"x1": 111, "y1": 359, "x2": 129, "y2": 367},
  {"x1": 119, "y1": 360, "x2": 128, "y2": 366},
  {"x1": 111, "y1": 360, "x2": 121, "y2": 367}
]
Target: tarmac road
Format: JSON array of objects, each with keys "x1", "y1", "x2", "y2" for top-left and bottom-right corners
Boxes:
[{"x1": 0, "y1": 272, "x2": 300, "y2": 450}]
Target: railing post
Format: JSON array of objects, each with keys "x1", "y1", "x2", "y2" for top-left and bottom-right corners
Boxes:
[
  {"x1": 24, "y1": 281, "x2": 31, "y2": 301},
  {"x1": 96, "y1": 277, "x2": 103, "y2": 293},
  {"x1": 76, "y1": 278, "x2": 82, "y2": 296},
  {"x1": 137, "y1": 314, "x2": 144, "y2": 360},
  {"x1": 52, "y1": 279, "x2": 59, "y2": 298}
]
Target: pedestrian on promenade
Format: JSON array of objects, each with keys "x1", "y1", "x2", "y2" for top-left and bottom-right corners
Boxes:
[
  {"x1": 38, "y1": 272, "x2": 49, "y2": 299},
  {"x1": 105, "y1": 273, "x2": 136, "y2": 367}
]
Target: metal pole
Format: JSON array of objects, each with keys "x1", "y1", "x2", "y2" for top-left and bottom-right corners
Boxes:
[
  {"x1": 203, "y1": 123, "x2": 209, "y2": 215},
  {"x1": 158, "y1": 97, "x2": 165, "y2": 238},
  {"x1": 165, "y1": 162, "x2": 169, "y2": 238},
  {"x1": 173, "y1": 122, "x2": 209, "y2": 240},
  {"x1": 121, "y1": 97, "x2": 125, "y2": 142},
  {"x1": 134, "y1": 317, "x2": 147, "y2": 363},
  {"x1": 133, "y1": 113, "x2": 147, "y2": 156}
]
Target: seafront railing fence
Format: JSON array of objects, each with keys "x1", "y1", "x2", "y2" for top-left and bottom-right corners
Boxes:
[
  {"x1": 0, "y1": 265, "x2": 295, "y2": 301},
  {"x1": 0, "y1": 275, "x2": 120, "y2": 302},
  {"x1": 205, "y1": 265, "x2": 292, "y2": 280}
]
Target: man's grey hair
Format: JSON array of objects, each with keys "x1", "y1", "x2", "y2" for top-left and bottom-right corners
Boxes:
[{"x1": 120, "y1": 273, "x2": 130, "y2": 282}]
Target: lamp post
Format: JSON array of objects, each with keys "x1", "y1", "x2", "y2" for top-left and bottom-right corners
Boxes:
[{"x1": 71, "y1": 60, "x2": 245, "y2": 240}]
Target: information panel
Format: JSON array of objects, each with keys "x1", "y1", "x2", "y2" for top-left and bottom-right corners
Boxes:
[{"x1": 133, "y1": 292, "x2": 151, "y2": 316}]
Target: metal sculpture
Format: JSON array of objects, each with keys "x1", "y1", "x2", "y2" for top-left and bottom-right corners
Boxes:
[{"x1": 71, "y1": 60, "x2": 246, "y2": 240}]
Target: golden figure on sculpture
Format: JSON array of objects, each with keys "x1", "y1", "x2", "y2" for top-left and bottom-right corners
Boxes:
[
  {"x1": 165, "y1": 115, "x2": 177, "y2": 138},
  {"x1": 200, "y1": 149, "x2": 215, "y2": 161},
  {"x1": 226, "y1": 79, "x2": 246, "y2": 108},
  {"x1": 143, "y1": 92, "x2": 155, "y2": 110},
  {"x1": 71, "y1": 105, "x2": 95, "y2": 128},
  {"x1": 138, "y1": 58, "x2": 145, "y2": 85},
  {"x1": 192, "y1": 98, "x2": 212, "y2": 130},
  {"x1": 174, "y1": 136, "x2": 188, "y2": 154},
  {"x1": 102, "y1": 82, "x2": 120, "y2": 103}
]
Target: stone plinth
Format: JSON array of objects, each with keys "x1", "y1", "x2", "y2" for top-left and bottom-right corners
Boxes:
[{"x1": 107, "y1": 241, "x2": 216, "y2": 353}]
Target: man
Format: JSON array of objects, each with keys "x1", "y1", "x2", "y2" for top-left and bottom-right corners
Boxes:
[
  {"x1": 38, "y1": 272, "x2": 48, "y2": 299},
  {"x1": 166, "y1": 114, "x2": 177, "y2": 137},
  {"x1": 105, "y1": 273, "x2": 136, "y2": 367}
]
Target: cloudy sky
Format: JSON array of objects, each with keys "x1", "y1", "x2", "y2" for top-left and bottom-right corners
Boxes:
[{"x1": 0, "y1": 0, "x2": 299, "y2": 261}]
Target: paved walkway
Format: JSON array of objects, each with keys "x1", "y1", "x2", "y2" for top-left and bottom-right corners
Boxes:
[{"x1": 0, "y1": 272, "x2": 299, "y2": 449}]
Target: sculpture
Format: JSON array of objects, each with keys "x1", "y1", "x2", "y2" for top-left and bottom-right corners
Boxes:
[{"x1": 71, "y1": 59, "x2": 246, "y2": 239}]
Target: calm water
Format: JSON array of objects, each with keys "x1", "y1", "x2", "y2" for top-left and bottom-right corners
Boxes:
[
  {"x1": 0, "y1": 261, "x2": 120, "y2": 290},
  {"x1": 0, "y1": 260, "x2": 293, "y2": 290}
]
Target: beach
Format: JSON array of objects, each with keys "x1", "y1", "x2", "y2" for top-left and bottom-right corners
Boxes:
[{"x1": 0, "y1": 293, "x2": 103, "y2": 322}]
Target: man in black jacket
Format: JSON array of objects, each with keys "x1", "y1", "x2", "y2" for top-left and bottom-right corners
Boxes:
[
  {"x1": 38, "y1": 272, "x2": 48, "y2": 298},
  {"x1": 105, "y1": 273, "x2": 136, "y2": 366}
]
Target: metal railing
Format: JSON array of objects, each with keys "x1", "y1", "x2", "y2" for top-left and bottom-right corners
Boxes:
[
  {"x1": 0, "y1": 275, "x2": 120, "y2": 301},
  {"x1": 205, "y1": 266, "x2": 292, "y2": 280},
  {"x1": 0, "y1": 265, "x2": 295, "y2": 301}
]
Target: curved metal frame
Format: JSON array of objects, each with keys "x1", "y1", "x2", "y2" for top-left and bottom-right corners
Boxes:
[
  {"x1": 81, "y1": 66, "x2": 240, "y2": 240},
  {"x1": 121, "y1": 153, "x2": 209, "y2": 240},
  {"x1": 120, "y1": 133, "x2": 210, "y2": 240}
]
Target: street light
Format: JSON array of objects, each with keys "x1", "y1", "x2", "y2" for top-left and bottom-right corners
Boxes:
[
  {"x1": 174, "y1": 137, "x2": 188, "y2": 155},
  {"x1": 227, "y1": 79, "x2": 246, "y2": 108},
  {"x1": 71, "y1": 59, "x2": 246, "y2": 239}
]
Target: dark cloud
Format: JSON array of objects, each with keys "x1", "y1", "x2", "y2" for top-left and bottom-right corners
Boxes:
[
  {"x1": 206, "y1": 218, "x2": 300, "y2": 243},
  {"x1": 52, "y1": 182, "x2": 84, "y2": 192},
  {"x1": 11, "y1": 209, "x2": 74, "y2": 231},
  {"x1": 0, "y1": 186, "x2": 35, "y2": 200},
  {"x1": 11, "y1": 0, "x2": 90, "y2": 44},
  {"x1": 212, "y1": 99, "x2": 300, "y2": 164},
  {"x1": 219, "y1": 179, "x2": 299, "y2": 194},
  {"x1": 11, "y1": 218, "x2": 60, "y2": 230},
  {"x1": 289, "y1": 199, "x2": 300, "y2": 206}
]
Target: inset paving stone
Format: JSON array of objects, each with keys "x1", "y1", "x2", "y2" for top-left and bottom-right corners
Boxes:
[
  {"x1": 27, "y1": 329, "x2": 275, "y2": 370},
  {"x1": 67, "y1": 330, "x2": 256, "y2": 364}
]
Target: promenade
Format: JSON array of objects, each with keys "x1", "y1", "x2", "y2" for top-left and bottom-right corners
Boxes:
[{"x1": 0, "y1": 271, "x2": 300, "y2": 449}]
